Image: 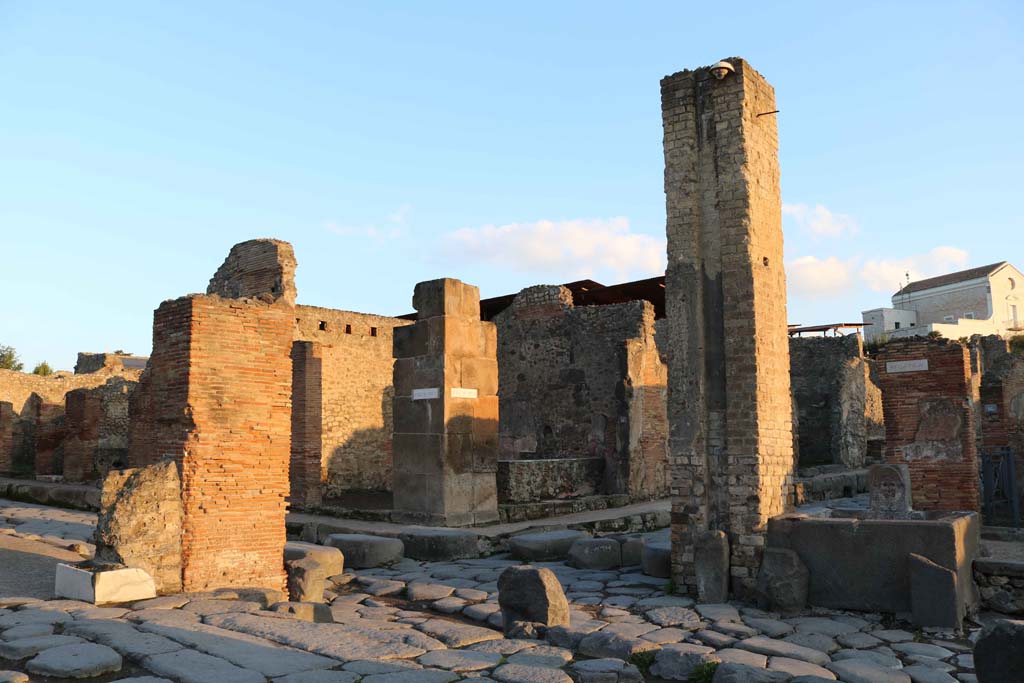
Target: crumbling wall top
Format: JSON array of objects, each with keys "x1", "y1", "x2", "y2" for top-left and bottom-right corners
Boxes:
[{"x1": 207, "y1": 238, "x2": 297, "y2": 305}]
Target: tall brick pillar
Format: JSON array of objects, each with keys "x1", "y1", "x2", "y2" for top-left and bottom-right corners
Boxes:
[
  {"x1": 662, "y1": 58, "x2": 795, "y2": 597},
  {"x1": 392, "y1": 278, "x2": 499, "y2": 526},
  {"x1": 128, "y1": 239, "x2": 296, "y2": 592}
]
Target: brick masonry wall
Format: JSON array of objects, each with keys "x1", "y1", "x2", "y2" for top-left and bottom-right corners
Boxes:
[
  {"x1": 0, "y1": 402, "x2": 13, "y2": 476},
  {"x1": 129, "y1": 294, "x2": 293, "y2": 592},
  {"x1": 292, "y1": 305, "x2": 411, "y2": 501},
  {"x1": 493, "y1": 286, "x2": 668, "y2": 501},
  {"x1": 789, "y1": 335, "x2": 868, "y2": 469},
  {"x1": 662, "y1": 58, "x2": 795, "y2": 597},
  {"x1": 876, "y1": 338, "x2": 980, "y2": 511}
]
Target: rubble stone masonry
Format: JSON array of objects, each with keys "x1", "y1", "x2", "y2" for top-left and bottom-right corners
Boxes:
[
  {"x1": 789, "y1": 335, "x2": 872, "y2": 469},
  {"x1": 662, "y1": 58, "x2": 795, "y2": 597},
  {"x1": 980, "y1": 351, "x2": 1024, "y2": 510},
  {"x1": 493, "y1": 285, "x2": 667, "y2": 501},
  {"x1": 876, "y1": 338, "x2": 980, "y2": 511}
]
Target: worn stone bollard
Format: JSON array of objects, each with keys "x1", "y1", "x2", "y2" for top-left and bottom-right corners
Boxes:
[{"x1": 497, "y1": 566, "x2": 569, "y2": 638}]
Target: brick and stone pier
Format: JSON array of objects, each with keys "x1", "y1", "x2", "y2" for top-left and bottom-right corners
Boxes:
[{"x1": 661, "y1": 58, "x2": 795, "y2": 598}]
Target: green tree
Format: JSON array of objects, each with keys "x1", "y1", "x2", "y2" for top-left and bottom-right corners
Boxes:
[
  {"x1": 1011, "y1": 335, "x2": 1024, "y2": 355},
  {"x1": 32, "y1": 361, "x2": 54, "y2": 376},
  {"x1": 0, "y1": 344, "x2": 23, "y2": 372}
]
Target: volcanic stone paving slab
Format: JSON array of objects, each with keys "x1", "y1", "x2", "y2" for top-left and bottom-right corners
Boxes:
[{"x1": 0, "y1": 501, "x2": 990, "y2": 683}]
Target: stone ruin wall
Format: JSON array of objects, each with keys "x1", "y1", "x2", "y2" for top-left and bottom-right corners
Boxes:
[
  {"x1": 0, "y1": 362, "x2": 142, "y2": 479},
  {"x1": 663, "y1": 58, "x2": 795, "y2": 597},
  {"x1": 492, "y1": 285, "x2": 668, "y2": 502},
  {"x1": 289, "y1": 305, "x2": 412, "y2": 506},
  {"x1": 876, "y1": 337, "x2": 980, "y2": 512},
  {"x1": 789, "y1": 334, "x2": 880, "y2": 470},
  {"x1": 980, "y1": 348, "x2": 1024, "y2": 513}
]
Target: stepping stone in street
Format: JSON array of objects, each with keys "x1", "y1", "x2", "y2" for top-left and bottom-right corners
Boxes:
[
  {"x1": 358, "y1": 578, "x2": 407, "y2": 597},
  {"x1": 713, "y1": 620, "x2": 760, "y2": 639},
  {"x1": 26, "y1": 643, "x2": 122, "y2": 678},
  {"x1": 468, "y1": 639, "x2": 539, "y2": 655},
  {"x1": 0, "y1": 623, "x2": 53, "y2": 641},
  {"x1": 63, "y1": 619, "x2": 183, "y2": 659},
  {"x1": 578, "y1": 631, "x2": 660, "y2": 661},
  {"x1": 143, "y1": 648, "x2": 267, "y2": 683},
  {"x1": 649, "y1": 643, "x2": 720, "y2": 681},
  {"x1": 693, "y1": 629, "x2": 737, "y2": 648},
  {"x1": 506, "y1": 645, "x2": 572, "y2": 668},
  {"x1": 398, "y1": 529, "x2": 481, "y2": 562},
  {"x1": 509, "y1": 530, "x2": 588, "y2": 562},
  {"x1": 827, "y1": 658, "x2": 912, "y2": 683}
]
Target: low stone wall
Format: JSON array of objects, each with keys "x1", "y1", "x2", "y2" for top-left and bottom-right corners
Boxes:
[
  {"x1": 974, "y1": 558, "x2": 1024, "y2": 615},
  {"x1": 497, "y1": 457, "x2": 605, "y2": 505},
  {"x1": 793, "y1": 468, "x2": 869, "y2": 505}
]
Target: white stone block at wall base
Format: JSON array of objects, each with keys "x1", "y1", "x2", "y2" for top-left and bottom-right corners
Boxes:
[
  {"x1": 886, "y1": 359, "x2": 929, "y2": 373},
  {"x1": 55, "y1": 564, "x2": 157, "y2": 604},
  {"x1": 450, "y1": 387, "x2": 478, "y2": 399},
  {"x1": 412, "y1": 388, "x2": 440, "y2": 400}
]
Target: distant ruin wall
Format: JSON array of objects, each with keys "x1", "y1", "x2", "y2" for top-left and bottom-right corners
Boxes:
[
  {"x1": 789, "y1": 335, "x2": 868, "y2": 469},
  {"x1": 876, "y1": 338, "x2": 980, "y2": 512},
  {"x1": 0, "y1": 366, "x2": 141, "y2": 478},
  {"x1": 493, "y1": 286, "x2": 668, "y2": 501},
  {"x1": 980, "y1": 352, "x2": 1024, "y2": 512},
  {"x1": 291, "y1": 305, "x2": 412, "y2": 502}
]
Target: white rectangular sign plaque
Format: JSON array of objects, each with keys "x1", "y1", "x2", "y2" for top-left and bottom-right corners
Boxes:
[
  {"x1": 412, "y1": 388, "x2": 440, "y2": 400},
  {"x1": 450, "y1": 387, "x2": 478, "y2": 399},
  {"x1": 886, "y1": 359, "x2": 929, "y2": 374}
]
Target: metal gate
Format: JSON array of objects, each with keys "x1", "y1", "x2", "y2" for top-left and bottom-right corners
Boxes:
[{"x1": 981, "y1": 446, "x2": 1020, "y2": 527}]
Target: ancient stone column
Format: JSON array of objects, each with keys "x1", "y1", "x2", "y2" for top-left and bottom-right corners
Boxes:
[
  {"x1": 392, "y1": 278, "x2": 499, "y2": 526},
  {"x1": 662, "y1": 58, "x2": 795, "y2": 597}
]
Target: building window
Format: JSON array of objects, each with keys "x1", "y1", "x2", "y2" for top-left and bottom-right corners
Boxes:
[
  {"x1": 370, "y1": 327, "x2": 378, "y2": 337},
  {"x1": 943, "y1": 315, "x2": 955, "y2": 323},
  {"x1": 964, "y1": 312, "x2": 975, "y2": 319},
  {"x1": 1010, "y1": 277, "x2": 1017, "y2": 291},
  {"x1": 318, "y1": 320, "x2": 328, "y2": 331},
  {"x1": 894, "y1": 322, "x2": 901, "y2": 329},
  {"x1": 344, "y1": 324, "x2": 352, "y2": 334}
]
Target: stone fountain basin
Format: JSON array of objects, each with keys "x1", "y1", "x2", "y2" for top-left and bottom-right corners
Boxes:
[
  {"x1": 55, "y1": 563, "x2": 156, "y2": 604},
  {"x1": 766, "y1": 511, "x2": 979, "y2": 616}
]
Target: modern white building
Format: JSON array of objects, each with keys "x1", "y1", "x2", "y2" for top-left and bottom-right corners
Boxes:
[{"x1": 861, "y1": 261, "x2": 1024, "y2": 343}]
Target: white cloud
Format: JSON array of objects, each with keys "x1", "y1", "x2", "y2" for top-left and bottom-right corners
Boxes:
[
  {"x1": 860, "y1": 246, "x2": 969, "y2": 292},
  {"x1": 443, "y1": 217, "x2": 665, "y2": 281},
  {"x1": 786, "y1": 255, "x2": 855, "y2": 299},
  {"x1": 783, "y1": 203, "x2": 858, "y2": 239},
  {"x1": 326, "y1": 204, "x2": 410, "y2": 241}
]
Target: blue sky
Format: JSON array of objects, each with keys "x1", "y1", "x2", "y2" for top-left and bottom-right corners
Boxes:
[{"x1": 1, "y1": 1, "x2": 1021, "y2": 369}]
